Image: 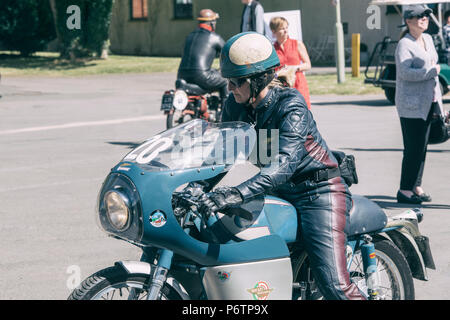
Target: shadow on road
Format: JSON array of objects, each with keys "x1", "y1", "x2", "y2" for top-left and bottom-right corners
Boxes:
[
  {"x1": 107, "y1": 141, "x2": 141, "y2": 149},
  {"x1": 314, "y1": 96, "x2": 449, "y2": 108},
  {"x1": 342, "y1": 147, "x2": 450, "y2": 153},
  {"x1": 364, "y1": 195, "x2": 450, "y2": 210},
  {"x1": 313, "y1": 99, "x2": 393, "y2": 108}
]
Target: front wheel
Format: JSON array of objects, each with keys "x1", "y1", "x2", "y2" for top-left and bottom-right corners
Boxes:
[
  {"x1": 68, "y1": 266, "x2": 182, "y2": 300},
  {"x1": 292, "y1": 238, "x2": 415, "y2": 300}
]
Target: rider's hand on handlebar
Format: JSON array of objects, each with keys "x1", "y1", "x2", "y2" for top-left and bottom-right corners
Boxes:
[{"x1": 198, "y1": 186, "x2": 244, "y2": 215}]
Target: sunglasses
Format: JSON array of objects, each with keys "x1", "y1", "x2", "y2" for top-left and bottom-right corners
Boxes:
[
  {"x1": 228, "y1": 77, "x2": 248, "y2": 88},
  {"x1": 416, "y1": 12, "x2": 430, "y2": 19}
]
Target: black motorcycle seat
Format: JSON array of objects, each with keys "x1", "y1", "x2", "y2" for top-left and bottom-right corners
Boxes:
[
  {"x1": 175, "y1": 79, "x2": 208, "y2": 95},
  {"x1": 346, "y1": 195, "x2": 387, "y2": 236}
]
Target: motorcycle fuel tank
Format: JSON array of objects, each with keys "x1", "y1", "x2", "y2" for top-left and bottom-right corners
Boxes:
[{"x1": 216, "y1": 195, "x2": 298, "y2": 243}]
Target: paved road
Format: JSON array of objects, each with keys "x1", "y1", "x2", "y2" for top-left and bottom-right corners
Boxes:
[{"x1": 0, "y1": 73, "x2": 449, "y2": 299}]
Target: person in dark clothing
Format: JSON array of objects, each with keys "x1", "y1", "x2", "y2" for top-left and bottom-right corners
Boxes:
[
  {"x1": 198, "y1": 32, "x2": 366, "y2": 300},
  {"x1": 177, "y1": 9, "x2": 228, "y2": 101},
  {"x1": 240, "y1": 0, "x2": 265, "y2": 34}
]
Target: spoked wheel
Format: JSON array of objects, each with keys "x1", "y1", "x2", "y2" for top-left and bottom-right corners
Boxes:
[
  {"x1": 292, "y1": 239, "x2": 415, "y2": 300},
  {"x1": 166, "y1": 110, "x2": 193, "y2": 129},
  {"x1": 68, "y1": 266, "x2": 182, "y2": 300},
  {"x1": 349, "y1": 239, "x2": 415, "y2": 300}
]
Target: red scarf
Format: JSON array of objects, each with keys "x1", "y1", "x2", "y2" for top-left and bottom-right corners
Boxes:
[{"x1": 199, "y1": 23, "x2": 213, "y2": 32}]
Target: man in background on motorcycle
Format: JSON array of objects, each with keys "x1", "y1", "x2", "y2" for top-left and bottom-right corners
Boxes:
[
  {"x1": 199, "y1": 32, "x2": 366, "y2": 300},
  {"x1": 177, "y1": 9, "x2": 228, "y2": 102}
]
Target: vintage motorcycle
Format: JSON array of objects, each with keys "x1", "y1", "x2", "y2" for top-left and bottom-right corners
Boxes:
[
  {"x1": 68, "y1": 119, "x2": 435, "y2": 300},
  {"x1": 160, "y1": 79, "x2": 223, "y2": 129}
]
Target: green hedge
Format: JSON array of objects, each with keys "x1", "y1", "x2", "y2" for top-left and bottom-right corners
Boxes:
[{"x1": 0, "y1": 0, "x2": 55, "y2": 56}]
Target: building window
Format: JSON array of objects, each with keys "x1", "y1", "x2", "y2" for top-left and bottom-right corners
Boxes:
[
  {"x1": 131, "y1": 0, "x2": 148, "y2": 20},
  {"x1": 174, "y1": 0, "x2": 193, "y2": 19}
]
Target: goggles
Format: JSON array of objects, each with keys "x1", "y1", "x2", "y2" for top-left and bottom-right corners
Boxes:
[{"x1": 228, "y1": 77, "x2": 248, "y2": 88}]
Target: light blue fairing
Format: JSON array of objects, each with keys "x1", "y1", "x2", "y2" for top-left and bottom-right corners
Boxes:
[
  {"x1": 259, "y1": 196, "x2": 297, "y2": 243},
  {"x1": 222, "y1": 196, "x2": 297, "y2": 243},
  {"x1": 110, "y1": 162, "x2": 290, "y2": 266}
]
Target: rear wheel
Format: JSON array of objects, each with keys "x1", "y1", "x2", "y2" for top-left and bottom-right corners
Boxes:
[
  {"x1": 292, "y1": 238, "x2": 415, "y2": 300},
  {"x1": 68, "y1": 266, "x2": 182, "y2": 300}
]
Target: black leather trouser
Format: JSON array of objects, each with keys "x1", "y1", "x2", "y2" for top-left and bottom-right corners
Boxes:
[
  {"x1": 273, "y1": 177, "x2": 367, "y2": 300},
  {"x1": 178, "y1": 69, "x2": 229, "y2": 101}
]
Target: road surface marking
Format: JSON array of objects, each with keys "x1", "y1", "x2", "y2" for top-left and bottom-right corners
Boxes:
[{"x1": 0, "y1": 115, "x2": 165, "y2": 135}]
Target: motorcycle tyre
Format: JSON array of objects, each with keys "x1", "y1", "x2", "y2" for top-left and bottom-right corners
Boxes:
[
  {"x1": 67, "y1": 266, "x2": 182, "y2": 300},
  {"x1": 291, "y1": 238, "x2": 415, "y2": 300},
  {"x1": 166, "y1": 110, "x2": 193, "y2": 129}
]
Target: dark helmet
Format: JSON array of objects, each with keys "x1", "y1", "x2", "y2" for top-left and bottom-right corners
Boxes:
[
  {"x1": 220, "y1": 32, "x2": 280, "y2": 79},
  {"x1": 197, "y1": 9, "x2": 219, "y2": 22}
]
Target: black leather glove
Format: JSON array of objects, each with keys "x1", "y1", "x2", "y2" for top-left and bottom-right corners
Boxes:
[{"x1": 200, "y1": 186, "x2": 244, "y2": 214}]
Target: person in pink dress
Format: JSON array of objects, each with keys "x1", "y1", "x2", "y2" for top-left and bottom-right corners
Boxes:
[{"x1": 270, "y1": 16, "x2": 312, "y2": 109}]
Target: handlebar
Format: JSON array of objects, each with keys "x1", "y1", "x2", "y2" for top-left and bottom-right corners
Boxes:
[{"x1": 173, "y1": 191, "x2": 254, "y2": 222}]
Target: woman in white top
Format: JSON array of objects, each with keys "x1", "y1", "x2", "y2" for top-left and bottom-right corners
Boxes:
[{"x1": 395, "y1": 5, "x2": 443, "y2": 204}]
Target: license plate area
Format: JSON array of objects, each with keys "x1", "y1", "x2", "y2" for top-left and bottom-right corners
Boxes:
[{"x1": 160, "y1": 93, "x2": 174, "y2": 111}]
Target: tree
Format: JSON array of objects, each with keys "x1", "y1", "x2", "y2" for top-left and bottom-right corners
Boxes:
[
  {"x1": 0, "y1": 0, "x2": 55, "y2": 56},
  {"x1": 50, "y1": 0, "x2": 114, "y2": 60}
]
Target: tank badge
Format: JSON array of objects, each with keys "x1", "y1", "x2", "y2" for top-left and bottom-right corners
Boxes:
[
  {"x1": 247, "y1": 281, "x2": 274, "y2": 300},
  {"x1": 217, "y1": 271, "x2": 231, "y2": 282},
  {"x1": 149, "y1": 210, "x2": 167, "y2": 228}
]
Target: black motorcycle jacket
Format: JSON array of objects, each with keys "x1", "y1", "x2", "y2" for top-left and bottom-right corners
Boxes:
[
  {"x1": 222, "y1": 86, "x2": 340, "y2": 202},
  {"x1": 178, "y1": 26, "x2": 225, "y2": 72}
]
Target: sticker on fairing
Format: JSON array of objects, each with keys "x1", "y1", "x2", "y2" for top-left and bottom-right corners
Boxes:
[
  {"x1": 247, "y1": 281, "x2": 274, "y2": 300},
  {"x1": 149, "y1": 210, "x2": 167, "y2": 228}
]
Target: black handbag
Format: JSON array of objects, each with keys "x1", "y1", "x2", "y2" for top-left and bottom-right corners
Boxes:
[{"x1": 428, "y1": 103, "x2": 450, "y2": 145}]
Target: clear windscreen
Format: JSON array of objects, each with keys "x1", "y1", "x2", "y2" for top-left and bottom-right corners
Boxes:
[{"x1": 122, "y1": 119, "x2": 256, "y2": 171}]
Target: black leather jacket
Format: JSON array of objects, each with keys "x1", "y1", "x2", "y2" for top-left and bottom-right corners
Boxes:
[
  {"x1": 222, "y1": 87, "x2": 340, "y2": 201},
  {"x1": 178, "y1": 26, "x2": 225, "y2": 72}
]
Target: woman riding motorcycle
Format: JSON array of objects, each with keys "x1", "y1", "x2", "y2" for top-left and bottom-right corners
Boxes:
[{"x1": 198, "y1": 32, "x2": 366, "y2": 300}]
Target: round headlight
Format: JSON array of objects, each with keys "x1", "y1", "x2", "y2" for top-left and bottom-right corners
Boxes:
[
  {"x1": 173, "y1": 90, "x2": 188, "y2": 111},
  {"x1": 105, "y1": 190, "x2": 130, "y2": 231}
]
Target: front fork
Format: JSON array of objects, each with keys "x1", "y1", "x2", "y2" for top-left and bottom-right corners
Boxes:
[
  {"x1": 360, "y1": 235, "x2": 381, "y2": 300},
  {"x1": 141, "y1": 249, "x2": 174, "y2": 300}
]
